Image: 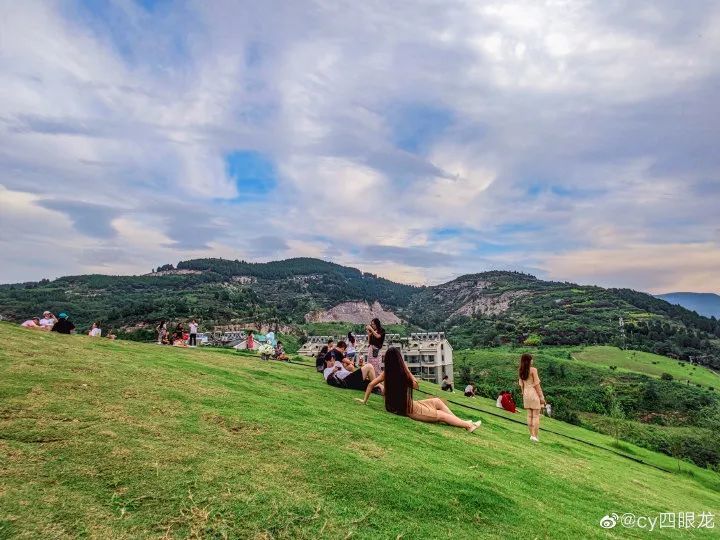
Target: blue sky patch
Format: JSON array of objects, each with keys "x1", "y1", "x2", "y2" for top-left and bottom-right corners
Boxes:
[
  {"x1": 225, "y1": 150, "x2": 277, "y2": 197},
  {"x1": 389, "y1": 103, "x2": 454, "y2": 154}
]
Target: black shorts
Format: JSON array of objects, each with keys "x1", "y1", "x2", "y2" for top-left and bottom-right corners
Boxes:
[{"x1": 342, "y1": 369, "x2": 369, "y2": 391}]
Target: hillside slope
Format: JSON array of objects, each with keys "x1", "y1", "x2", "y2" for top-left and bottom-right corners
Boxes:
[
  {"x1": 1, "y1": 324, "x2": 718, "y2": 539},
  {"x1": 574, "y1": 346, "x2": 720, "y2": 388},
  {"x1": 2, "y1": 259, "x2": 720, "y2": 370}
]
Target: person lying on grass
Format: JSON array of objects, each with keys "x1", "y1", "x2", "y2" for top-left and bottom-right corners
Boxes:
[
  {"x1": 323, "y1": 355, "x2": 378, "y2": 392},
  {"x1": 325, "y1": 341, "x2": 355, "y2": 371},
  {"x1": 356, "y1": 347, "x2": 482, "y2": 433}
]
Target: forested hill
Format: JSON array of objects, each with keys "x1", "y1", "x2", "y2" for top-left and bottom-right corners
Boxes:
[{"x1": 1, "y1": 257, "x2": 719, "y2": 369}]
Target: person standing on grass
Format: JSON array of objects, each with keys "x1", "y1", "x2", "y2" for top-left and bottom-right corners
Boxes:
[
  {"x1": 365, "y1": 318, "x2": 386, "y2": 375},
  {"x1": 188, "y1": 320, "x2": 198, "y2": 347},
  {"x1": 519, "y1": 353, "x2": 546, "y2": 442},
  {"x1": 357, "y1": 347, "x2": 481, "y2": 433},
  {"x1": 246, "y1": 330, "x2": 255, "y2": 350},
  {"x1": 157, "y1": 320, "x2": 167, "y2": 344}
]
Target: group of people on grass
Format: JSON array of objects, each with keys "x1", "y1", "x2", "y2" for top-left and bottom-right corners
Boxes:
[
  {"x1": 20, "y1": 310, "x2": 113, "y2": 338},
  {"x1": 315, "y1": 318, "x2": 547, "y2": 442},
  {"x1": 21, "y1": 308, "x2": 548, "y2": 442},
  {"x1": 156, "y1": 320, "x2": 199, "y2": 347},
  {"x1": 314, "y1": 319, "x2": 479, "y2": 434}
]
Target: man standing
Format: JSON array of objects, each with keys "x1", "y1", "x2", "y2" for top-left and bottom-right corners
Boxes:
[
  {"x1": 188, "y1": 320, "x2": 198, "y2": 347},
  {"x1": 51, "y1": 313, "x2": 75, "y2": 334},
  {"x1": 39, "y1": 311, "x2": 57, "y2": 330}
]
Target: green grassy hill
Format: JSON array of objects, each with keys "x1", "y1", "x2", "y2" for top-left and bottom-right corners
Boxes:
[
  {"x1": 574, "y1": 346, "x2": 720, "y2": 389},
  {"x1": 1, "y1": 324, "x2": 719, "y2": 539}
]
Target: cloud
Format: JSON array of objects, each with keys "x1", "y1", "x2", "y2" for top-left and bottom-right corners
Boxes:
[
  {"x1": 37, "y1": 200, "x2": 121, "y2": 239},
  {"x1": 0, "y1": 0, "x2": 719, "y2": 293}
]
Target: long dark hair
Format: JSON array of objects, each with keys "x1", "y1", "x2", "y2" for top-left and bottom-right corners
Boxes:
[
  {"x1": 382, "y1": 347, "x2": 413, "y2": 416},
  {"x1": 347, "y1": 332, "x2": 356, "y2": 345},
  {"x1": 519, "y1": 353, "x2": 533, "y2": 381},
  {"x1": 317, "y1": 345, "x2": 328, "y2": 358},
  {"x1": 371, "y1": 318, "x2": 384, "y2": 334}
]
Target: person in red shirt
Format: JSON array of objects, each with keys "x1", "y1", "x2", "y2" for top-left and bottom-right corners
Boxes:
[{"x1": 500, "y1": 391, "x2": 517, "y2": 413}]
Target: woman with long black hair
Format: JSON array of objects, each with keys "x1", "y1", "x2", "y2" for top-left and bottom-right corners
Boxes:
[
  {"x1": 518, "y1": 353, "x2": 545, "y2": 442},
  {"x1": 315, "y1": 345, "x2": 329, "y2": 373},
  {"x1": 356, "y1": 347, "x2": 481, "y2": 432},
  {"x1": 365, "y1": 318, "x2": 385, "y2": 375}
]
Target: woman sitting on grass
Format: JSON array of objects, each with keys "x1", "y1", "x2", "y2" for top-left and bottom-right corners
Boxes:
[
  {"x1": 518, "y1": 353, "x2": 546, "y2": 443},
  {"x1": 356, "y1": 347, "x2": 481, "y2": 433}
]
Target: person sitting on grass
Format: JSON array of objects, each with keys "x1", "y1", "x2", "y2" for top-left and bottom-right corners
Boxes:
[
  {"x1": 39, "y1": 311, "x2": 57, "y2": 330},
  {"x1": 21, "y1": 317, "x2": 42, "y2": 329},
  {"x1": 315, "y1": 345, "x2": 329, "y2": 373},
  {"x1": 346, "y1": 332, "x2": 357, "y2": 363},
  {"x1": 323, "y1": 355, "x2": 378, "y2": 392},
  {"x1": 441, "y1": 375, "x2": 454, "y2": 392},
  {"x1": 51, "y1": 312, "x2": 75, "y2": 334},
  {"x1": 88, "y1": 322, "x2": 102, "y2": 337},
  {"x1": 274, "y1": 341, "x2": 289, "y2": 361},
  {"x1": 464, "y1": 383, "x2": 476, "y2": 398},
  {"x1": 498, "y1": 391, "x2": 517, "y2": 413},
  {"x1": 356, "y1": 347, "x2": 481, "y2": 433},
  {"x1": 326, "y1": 341, "x2": 355, "y2": 371}
]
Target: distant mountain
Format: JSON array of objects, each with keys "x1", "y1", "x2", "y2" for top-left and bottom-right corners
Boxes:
[
  {"x1": 1, "y1": 257, "x2": 719, "y2": 369},
  {"x1": 656, "y1": 292, "x2": 720, "y2": 318}
]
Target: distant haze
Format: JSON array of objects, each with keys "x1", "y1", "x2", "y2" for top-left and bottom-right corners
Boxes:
[{"x1": 656, "y1": 293, "x2": 720, "y2": 318}]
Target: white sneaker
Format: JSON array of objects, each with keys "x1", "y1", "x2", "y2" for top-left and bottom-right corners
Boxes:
[{"x1": 530, "y1": 436, "x2": 539, "y2": 443}]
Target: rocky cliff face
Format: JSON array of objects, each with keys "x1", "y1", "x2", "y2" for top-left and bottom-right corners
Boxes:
[{"x1": 304, "y1": 301, "x2": 402, "y2": 324}]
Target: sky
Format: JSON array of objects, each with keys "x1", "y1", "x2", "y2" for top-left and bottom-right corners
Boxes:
[{"x1": 1, "y1": 0, "x2": 719, "y2": 293}]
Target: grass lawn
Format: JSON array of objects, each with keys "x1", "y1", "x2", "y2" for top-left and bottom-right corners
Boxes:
[
  {"x1": 1, "y1": 323, "x2": 719, "y2": 539},
  {"x1": 574, "y1": 346, "x2": 719, "y2": 390}
]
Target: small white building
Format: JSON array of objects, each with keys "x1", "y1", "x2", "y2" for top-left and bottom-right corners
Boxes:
[{"x1": 403, "y1": 332, "x2": 453, "y2": 385}]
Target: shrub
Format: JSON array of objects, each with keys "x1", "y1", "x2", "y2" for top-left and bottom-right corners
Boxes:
[{"x1": 661, "y1": 372, "x2": 674, "y2": 381}]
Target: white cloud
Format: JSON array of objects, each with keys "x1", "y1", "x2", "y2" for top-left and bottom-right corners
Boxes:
[{"x1": 0, "y1": 0, "x2": 719, "y2": 293}]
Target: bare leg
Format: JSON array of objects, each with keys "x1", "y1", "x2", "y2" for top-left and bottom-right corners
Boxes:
[
  {"x1": 361, "y1": 364, "x2": 376, "y2": 381},
  {"x1": 436, "y1": 411, "x2": 474, "y2": 430},
  {"x1": 429, "y1": 397, "x2": 453, "y2": 415},
  {"x1": 533, "y1": 412, "x2": 541, "y2": 438},
  {"x1": 527, "y1": 410, "x2": 533, "y2": 436}
]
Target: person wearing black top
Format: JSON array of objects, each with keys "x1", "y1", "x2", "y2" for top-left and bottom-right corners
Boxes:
[
  {"x1": 325, "y1": 341, "x2": 354, "y2": 370},
  {"x1": 51, "y1": 313, "x2": 75, "y2": 334},
  {"x1": 315, "y1": 345, "x2": 329, "y2": 373},
  {"x1": 366, "y1": 318, "x2": 386, "y2": 374}
]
